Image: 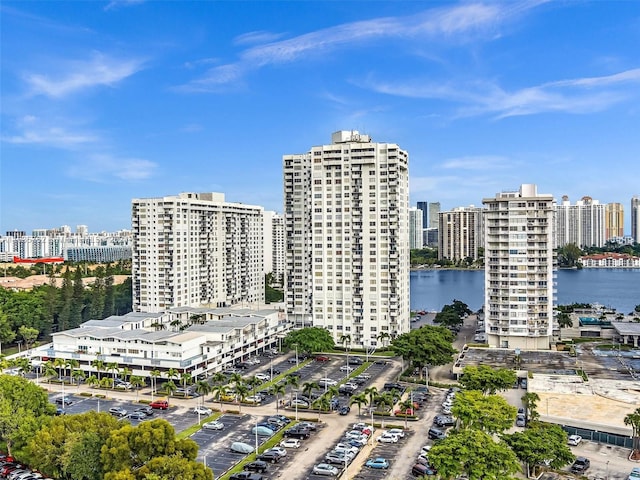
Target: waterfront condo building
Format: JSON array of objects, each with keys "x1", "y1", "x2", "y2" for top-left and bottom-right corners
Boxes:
[
  {"x1": 605, "y1": 203, "x2": 624, "y2": 241},
  {"x1": 482, "y1": 184, "x2": 556, "y2": 350},
  {"x1": 409, "y1": 207, "x2": 424, "y2": 249},
  {"x1": 131, "y1": 192, "x2": 264, "y2": 313},
  {"x1": 271, "y1": 213, "x2": 286, "y2": 284},
  {"x1": 283, "y1": 131, "x2": 410, "y2": 347},
  {"x1": 555, "y1": 195, "x2": 606, "y2": 248},
  {"x1": 438, "y1": 206, "x2": 484, "y2": 262},
  {"x1": 632, "y1": 196, "x2": 640, "y2": 244}
]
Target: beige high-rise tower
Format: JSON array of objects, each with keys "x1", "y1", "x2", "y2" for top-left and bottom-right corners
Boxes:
[
  {"x1": 283, "y1": 131, "x2": 410, "y2": 348},
  {"x1": 482, "y1": 184, "x2": 556, "y2": 350}
]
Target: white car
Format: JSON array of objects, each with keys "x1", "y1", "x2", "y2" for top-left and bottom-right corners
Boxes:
[
  {"x1": 255, "y1": 373, "x2": 270, "y2": 381},
  {"x1": 318, "y1": 378, "x2": 338, "y2": 387},
  {"x1": 340, "y1": 365, "x2": 355, "y2": 372},
  {"x1": 352, "y1": 422, "x2": 375, "y2": 433},
  {"x1": 420, "y1": 445, "x2": 431, "y2": 456},
  {"x1": 265, "y1": 446, "x2": 287, "y2": 457},
  {"x1": 193, "y1": 406, "x2": 212, "y2": 416},
  {"x1": 387, "y1": 428, "x2": 405, "y2": 438},
  {"x1": 335, "y1": 443, "x2": 359, "y2": 454},
  {"x1": 202, "y1": 420, "x2": 224, "y2": 430},
  {"x1": 244, "y1": 396, "x2": 262, "y2": 404},
  {"x1": 567, "y1": 434, "x2": 582, "y2": 446},
  {"x1": 376, "y1": 432, "x2": 399, "y2": 443},
  {"x1": 280, "y1": 438, "x2": 301, "y2": 449},
  {"x1": 313, "y1": 463, "x2": 339, "y2": 476}
]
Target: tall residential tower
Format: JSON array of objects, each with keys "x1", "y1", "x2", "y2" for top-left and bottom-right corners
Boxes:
[
  {"x1": 632, "y1": 196, "x2": 640, "y2": 244},
  {"x1": 283, "y1": 131, "x2": 410, "y2": 347},
  {"x1": 131, "y1": 192, "x2": 264, "y2": 313},
  {"x1": 483, "y1": 184, "x2": 556, "y2": 350}
]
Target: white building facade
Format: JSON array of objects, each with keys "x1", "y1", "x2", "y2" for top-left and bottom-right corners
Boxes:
[
  {"x1": 131, "y1": 192, "x2": 264, "y2": 313},
  {"x1": 283, "y1": 131, "x2": 410, "y2": 347},
  {"x1": 438, "y1": 206, "x2": 484, "y2": 262},
  {"x1": 555, "y1": 195, "x2": 606, "y2": 248},
  {"x1": 483, "y1": 184, "x2": 556, "y2": 350},
  {"x1": 631, "y1": 196, "x2": 640, "y2": 244},
  {"x1": 271, "y1": 213, "x2": 286, "y2": 284},
  {"x1": 409, "y1": 207, "x2": 424, "y2": 249}
]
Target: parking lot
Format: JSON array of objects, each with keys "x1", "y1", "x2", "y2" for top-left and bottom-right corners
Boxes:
[{"x1": 352, "y1": 430, "x2": 415, "y2": 480}]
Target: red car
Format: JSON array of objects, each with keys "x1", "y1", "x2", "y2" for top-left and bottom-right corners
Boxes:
[
  {"x1": 315, "y1": 355, "x2": 331, "y2": 362},
  {"x1": 149, "y1": 400, "x2": 169, "y2": 410}
]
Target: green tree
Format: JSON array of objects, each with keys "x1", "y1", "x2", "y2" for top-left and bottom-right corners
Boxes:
[
  {"x1": 624, "y1": 407, "x2": 640, "y2": 459},
  {"x1": 211, "y1": 384, "x2": 228, "y2": 412},
  {"x1": 349, "y1": 393, "x2": 368, "y2": 417},
  {"x1": 89, "y1": 274, "x2": 106, "y2": 320},
  {"x1": 103, "y1": 275, "x2": 115, "y2": 318},
  {"x1": 92, "y1": 359, "x2": 106, "y2": 381},
  {"x1": 164, "y1": 380, "x2": 177, "y2": 399},
  {"x1": 313, "y1": 394, "x2": 331, "y2": 421},
  {"x1": 428, "y1": 429, "x2": 520, "y2": 480},
  {"x1": 459, "y1": 365, "x2": 517, "y2": 395},
  {"x1": 503, "y1": 421, "x2": 575, "y2": 477},
  {"x1": 521, "y1": 392, "x2": 540, "y2": 421},
  {"x1": 302, "y1": 381, "x2": 318, "y2": 400},
  {"x1": 0, "y1": 310, "x2": 17, "y2": 349},
  {"x1": 390, "y1": 325, "x2": 456, "y2": 378},
  {"x1": 283, "y1": 327, "x2": 335, "y2": 355},
  {"x1": 235, "y1": 383, "x2": 249, "y2": 413},
  {"x1": 138, "y1": 454, "x2": 213, "y2": 480},
  {"x1": 195, "y1": 380, "x2": 211, "y2": 406},
  {"x1": 58, "y1": 266, "x2": 73, "y2": 332},
  {"x1": 18, "y1": 325, "x2": 39, "y2": 349},
  {"x1": 557, "y1": 243, "x2": 584, "y2": 268},
  {"x1": 284, "y1": 374, "x2": 299, "y2": 404},
  {"x1": 272, "y1": 383, "x2": 286, "y2": 414},
  {"x1": 70, "y1": 267, "x2": 85, "y2": 327},
  {"x1": 150, "y1": 369, "x2": 161, "y2": 396},
  {"x1": 130, "y1": 375, "x2": 146, "y2": 402},
  {"x1": 107, "y1": 362, "x2": 120, "y2": 389},
  {"x1": 451, "y1": 390, "x2": 517, "y2": 433},
  {"x1": 556, "y1": 311, "x2": 573, "y2": 328}
]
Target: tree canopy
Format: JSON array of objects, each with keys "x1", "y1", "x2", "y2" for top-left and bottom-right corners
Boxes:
[
  {"x1": 428, "y1": 429, "x2": 520, "y2": 480},
  {"x1": 451, "y1": 390, "x2": 517, "y2": 434},
  {"x1": 458, "y1": 365, "x2": 517, "y2": 395},
  {"x1": 390, "y1": 325, "x2": 456, "y2": 374},
  {"x1": 283, "y1": 327, "x2": 335, "y2": 355}
]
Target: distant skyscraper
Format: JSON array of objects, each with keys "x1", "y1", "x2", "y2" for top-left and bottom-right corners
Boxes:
[
  {"x1": 271, "y1": 213, "x2": 285, "y2": 284},
  {"x1": 555, "y1": 195, "x2": 606, "y2": 248},
  {"x1": 632, "y1": 196, "x2": 640, "y2": 244},
  {"x1": 416, "y1": 202, "x2": 429, "y2": 230},
  {"x1": 428, "y1": 202, "x2": 441, "y2": 229},
  {"x1": 605, "y1": 203, "x2": 624, "y2": 240},
  {"x1": 283, "y1": 130, "x2": 410, "y2": 347},
  {"x1": 483, "y1": 184, "x2": 556, "y2": 350},
  {"x1": 438, "y1": 206, "x2": 484, "y2": 262},
  {"x1": 409, "y1": 207, "x2": 424, "y2": 249},
  {"x1": 131, "y1": 192, "x2": 264, "y2": 313}
]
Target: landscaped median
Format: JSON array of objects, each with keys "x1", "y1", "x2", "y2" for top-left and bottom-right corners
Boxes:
[{"x1": 176, "y1": 411, "x2": 224, "y2": 439}]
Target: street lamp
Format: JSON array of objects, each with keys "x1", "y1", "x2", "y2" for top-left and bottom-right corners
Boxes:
[
  {"x1": 255, "y1": 420, "x2": 259, "y2": 453},
  {"x1": 295, "y1": 344, "x2": 299, "y2": 367},
  {"x1": 295, "y1": 390, "x2": 299, "y2": 421}
]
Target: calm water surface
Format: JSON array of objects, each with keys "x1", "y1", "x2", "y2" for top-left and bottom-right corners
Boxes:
[{"x1": 410, "y1": 268, "x2": 640, "y2": 314}]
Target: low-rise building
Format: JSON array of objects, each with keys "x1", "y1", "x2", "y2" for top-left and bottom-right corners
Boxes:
[
  {"x1": 579, "y1": 253, "x2": 640, "y2": 268},
  {"x1": 35, "y1": 305, "x2": 288, "y2": 381}
]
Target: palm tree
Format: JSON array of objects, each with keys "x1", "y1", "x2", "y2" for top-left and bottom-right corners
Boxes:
[
  {"x1": 247, "y1": 376, "x2": 262, "y2": 399},
  {"x1": 170, "y1": 319, "x2": 182, "y2": 332},
  {"x1": 106, "y1": 362, "x2": 120, "y2": 389},
  {"x1": 130, "y1": 375, "x2": 146, "y2": 402},
  {"x1": 53, "y1": 358, "x2": 66, "y2": 382},
  {"x1": 91, "y1": 359, "x2": 105, "y2": 381},
  {"x1": 212, "y1": 384, "x2": 228, "y2": 412},
  {"x1": 120, "y1": 367, "x2": 132, "y2": 383},
  {"x1": 364, "y1": 386, "x2": 378, "y2": 410},
  {"x1": 230, "y1": 372, "x2": 244, "y2": 388},
  {"x1": 150, "y1": 369, "x2": 161, "y2": 396},
  {"x1": 166, "y1": 368, "x2": 179, "y2": 384},
  {"x1": 377, "y1": 331, "x2": 390, "y2": 349},
  {"x1": 43, "y1": 361, "x2": 57, "y2": 384},
  {"x1": 339, "y1": 334, "x2": 352, "y2": 366},
  {"x1": 195, "y1": 380, "x2": 211, "y2": 407},
  {"x1": 302, "y1": 381, "x2": 318, "y2": 400},
  {"x1": 313, "y1": 395, "x2": 331, "y2": 422},
  {"x1": 398, "y1": 398, "x2": 415, "y2": 429},
  {"x1": 164, "y1": 379, "x2": 177, "y2": 401},
  {"x1": 180, "y1": 372, "x2": 192, "y2": 394},
  {"x1": 235, "y1": 383, "x2": 249, "y2": 414},
  {"x1": 86, "y1": 374, "x2": 99, "y2": 389},
  {"x1": 272, "y1": 383, "x2": 286, "y2": 414},
  {"x1": 211, "y1": 372, "x2": 226, "y2": 385},
  {"x1": 521, "y1": 392, "x2": 540, "y2": 421},
  {"x1": 66, "y1": 359, "x2": 80, "y2": 380},
  {"x1": 150, "y1": 322, "x2": 166, "y2": 331},
  {"x1": 349, "y1": 393, "x2": 368, "y2": 417},
  {"x1": 284, "y1": 374, "x2": 299, "y2": 404},
  {"x1": 326, "y1": 385, "x2": 340, "y2": 404},
  {"x1": 100, "y1": 377, "x2": 113, "y2": 389},
  {"x1": 13, "y1": 357, "x2": 31, "y2": 376},
  {"x1": 72, "y1": 369, "x2": 85, "y2": 392},
  {"x1": 624, "y1": 407, "x2": 640, "y2": 460}
]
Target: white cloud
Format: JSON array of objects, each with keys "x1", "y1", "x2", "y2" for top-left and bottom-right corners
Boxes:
[
  {"x1": 440, "y1": 155, "x2": 515, "y2": 170},
  {"x1": 103, "y1": 0, "x2": 144, "y2": 11},
  {"x1": 67, "y1": 154, "x2": 157, "y2": 182},
  {"x1": 233, "y1": 30, "x2": 286, "y2": 46},
  {"x1": 2, "y1": 116, "x2": 97, "y2": 148},
  {"x1": 181, "y1": 1, "x2": 542, "y2": 91},
  {"x1": 24, "y1": 52, "x2": 144, "y2": 98}
]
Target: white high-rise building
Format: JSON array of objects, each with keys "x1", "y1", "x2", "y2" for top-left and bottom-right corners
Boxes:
[
  {"x1": 632, "y1": 196, "x2": 640, "y2": 244},
  {"x1": 131, "y1": 192, "x2": 264, "y2": 313},
  {"x1": 283, "y1": 130, "x2": 410, "y2": 347},
  {"x1": 271, "y1": 213, "x2": 286, "y2": 284},
  {"x1": 409, "y1": 207, "x2": 424, "y2": 249},
  {"x1": 438, "y1": 206, "x2": 484, "y2": 262},
  {"x1": 555, "y1": 195, "x2": 606, "y2": 248},
  {"x1": 483, "y1": 184, "x2": 556, "y2": 350},
  {"x1": 263, "y1": 211, "x2": 276, "y2": 276}
]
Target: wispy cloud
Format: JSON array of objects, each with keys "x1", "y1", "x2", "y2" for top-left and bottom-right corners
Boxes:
[
  {"x1": 440, "y1": 155, "x2": 515, "y2": 170},
  {"x1": 24, "y1": 52, "x2": 144, "y2": 98},
  {"x1": 365, "y1": 68, "x2": 640, "y2": 118},
  {"x1": 103, "y1": 0, "x2": 144, "y2": 12},
  {"x1": 233, "y1": 30, "x2": 285, "y2": 46},
  {"x1": 67, "y1": 154, "x2": 157, "y2": 182},
  {"x1": 180, "y1": 2, "x2": 542, "y2": 92},
  {"x1": 1, "y1": 115, "x2": 97, "y2": 148}
]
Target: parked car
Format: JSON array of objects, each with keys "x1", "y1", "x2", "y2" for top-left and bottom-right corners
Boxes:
[
  {"x1": 230, "y1": 442, "x2": 254, "y2": 454},
  {"x1": 254, "y1": 373, "x2": 270, "y2": 381},
  {"x1": 325, "y1": 452, "x2": 351, "y2": 465},
  {"x1": 290, "y1": 399, "x2": 310, "y2": 408},
  {"x1": 365, "y1": 457, "x2": 390, "y2": 469},
  {"x1": 352, "y1": 422, "x2": 374, "y2": 433},
  {"x1": 335, "y1": 443, "x2": 359, "y2": 454},
  {"x1": 516, "y1": 415, "x2": 526, "y2": 427},
  {"x1": 245, "y1": 396, "x2": 263, "y2": 404},
  {"x1": 126, "y1": 411, "x2": 146, "y2": 420},
  {"x1": 376, "y1": 432, "x2": 399, "y2": 443},
  {"x1": 316, "y1": 355, "x2": 331, "y2": 362},
  {"x1": 627, "y1": 467, "x2": 640, "y2": 480},
  {"x1": 567, "y1": 434, "x2": 582, "y2": 446},
  {"x1": 202, "y1": 420, "x2": 224, "y2": 430},
  {"x1": 412, "y1": 463, "x2": 437, "y2": 477},
  {"x1": 55, "y1": 396, "x2": 74, "y2": 406},
  {"x1": 339, "y1": 405, "x2": 351, "y2": 415},
  {"x1": 135, "y1": 406, "x2": 154, "y2": 416},
  {"x1": 387, "y1": 428, "x2": 405, "y2": 438},
  {"x1": 520, "y1": 378, "x2": 528, "y2": 389},
  {"x1": 149, "y1": 400, "x2": 169, "y2": 410},
  {"x1": 264, "y1": 447, "x2": 287, "y2": 458},
  {"x1": 243, "y1": 460, "x2": 268, "y2": 473},
  {"x1": 312, "y1": 463, "x2": 339, "y2": 476},
  {"x1": 298, "y1": 421, "x2": 318, "y2": 431},
  {"x1": 318, "y1": 378, "x2": 338, "y2": 387},
  {"x1": 229, "y1": 472, "x2": 263, "y2": 480},
  {"x1": 340, "y1": 365, "x2": 354, "y2": 372},
  {"x1": 283, "y1": 426, "x2": 310, "y2": 439},
  {"x1": 570, "y1": 457, "x2": 590, "y2": 474},
  {"x1": 252, "y1": 426, "x2": 275, "y2": 437},
  {"x1": 279, "y1": 438, "x2": 301, "y2": 449},
  {"x1": 257, "y1": 451, "x2": 281, "y2": 464},
  {"x1": 109, "y1": 406, "x2": 128, "y2": 417},
  {"x1": 193, "y1": 406, "x2": 212, "y2": 416},
  {"x1": 348, "y1": 357, "x2": 363, "y2": 365},
  {"x1": 434, "y1": 415, "x2": 455, "y2": 427},
  {"x1": 428, "y1": 427, "x2": 446, "y2": 440}
]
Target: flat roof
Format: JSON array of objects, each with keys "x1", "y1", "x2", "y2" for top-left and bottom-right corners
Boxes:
[{"x1": 611, "y1": 322, "x2": 640, "y2": 336}]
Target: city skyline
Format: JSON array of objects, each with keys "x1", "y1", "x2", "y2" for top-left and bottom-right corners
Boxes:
[{"x1": 2, "y1": 1, "x2": 639, "y2": 233}]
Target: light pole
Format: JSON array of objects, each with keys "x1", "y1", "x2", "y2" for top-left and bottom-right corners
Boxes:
[
  {"x1": 605, "y1": 460, "x2": 609, "y2": 480},
  {"x1": 295, "y1": 344, "x2": 299, "y2": 367},
  {"x1": 270, "y1": 356, "x2": 273, "y2": 380},
  {"x1": 370, "y1": 408, "x2": 374, "y2": 445},
  {"x1": 295, "y1": 390, "x2": 299, "y2": 421},
  {"x1": 255, "y1": 420, "x2": 259, "y2": 453}
]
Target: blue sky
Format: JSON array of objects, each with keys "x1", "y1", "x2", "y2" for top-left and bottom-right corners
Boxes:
[{"x1": 1, "y1": 1, "x2": 639, "y2": 234}]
